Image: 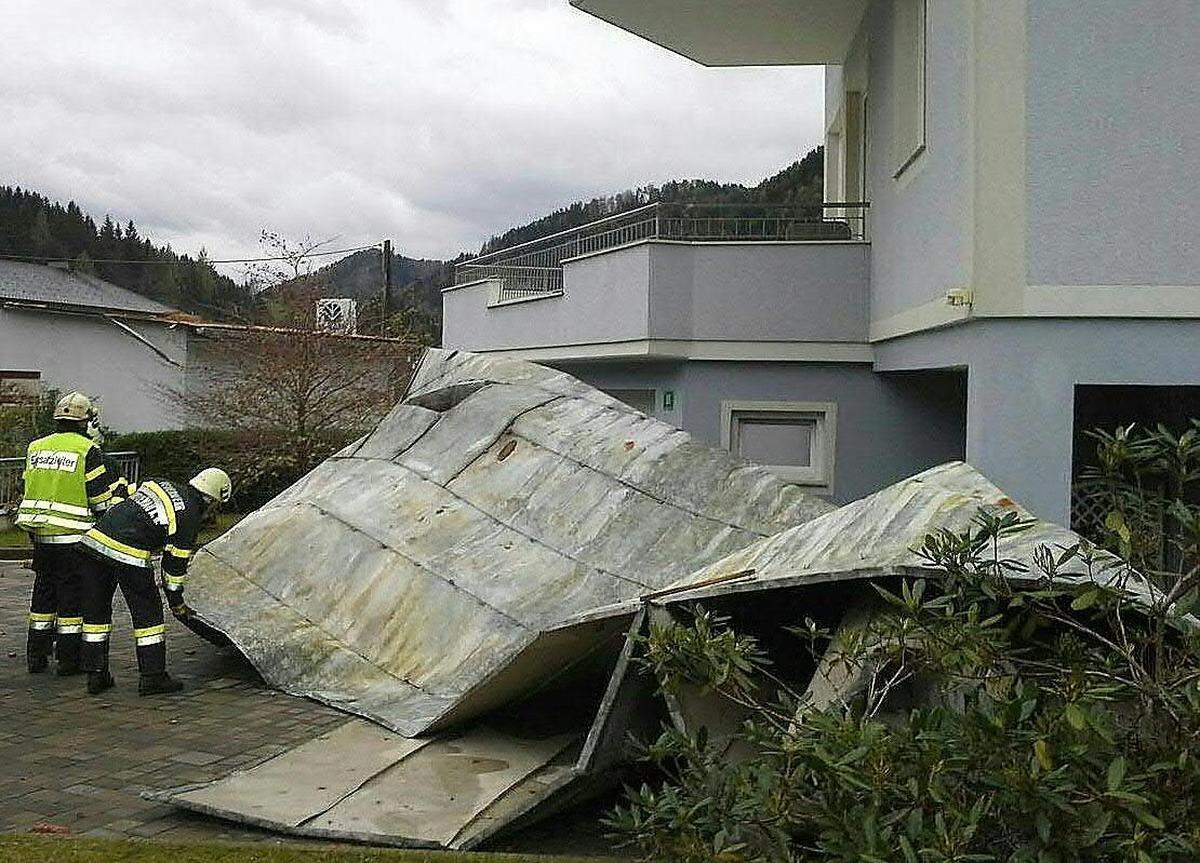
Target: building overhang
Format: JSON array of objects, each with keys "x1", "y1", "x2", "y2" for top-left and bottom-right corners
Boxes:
[
  {"x1": 460, "y1": 338, "x2": 875, "y2": 365},
  {"x1": 569, "y1": 0, "x2": 868, "y2": 66}
]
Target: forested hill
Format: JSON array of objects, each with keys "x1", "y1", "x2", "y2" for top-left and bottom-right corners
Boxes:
[
  {"x1": 0, "y1": 146, "x2": 823, "y2": 332},
  {"x1": 479, "y1": 146, "x2": 824, "y2": 254},
  {"x1": 312, "y1": 248, "x2": 452, "y2": 344},
  {"x1": 316, "y1": 248, "x2": 450, "y2": 314},
  {"x1": 0, "y1": 186, "x2": 256, "y2": 321}
]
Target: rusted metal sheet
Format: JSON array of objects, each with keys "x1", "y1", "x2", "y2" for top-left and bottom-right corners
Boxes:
[{"x1": 186, "y1": 348, "x2": 831, "y2": 737}]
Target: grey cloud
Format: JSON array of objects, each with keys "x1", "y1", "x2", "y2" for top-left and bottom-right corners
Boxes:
[{"x1": 2, "y1": 0, "x2": 823, "y2": 271}]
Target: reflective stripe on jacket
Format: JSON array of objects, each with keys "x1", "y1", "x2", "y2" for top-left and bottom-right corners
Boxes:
[
  {"x1": 80, "y1": 478, "x2": 206, "y2": 573},
  {"x1": 80, "y1": 527, "x2": 154, "y2": 568},
  {"x1": 15, "y1": 432, "x2": 97, "y2": 541}
]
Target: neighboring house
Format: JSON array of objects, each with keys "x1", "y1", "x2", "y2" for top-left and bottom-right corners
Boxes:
[
  {"x1": 0, "y1": 259, "x2": 415, "y2": 432},
  {"x1": 0, "y1": 259, "x2": 190, "y2": 430},
  {"x1": 443, "y1": 0, "x2": 1199, "y2": 523}
]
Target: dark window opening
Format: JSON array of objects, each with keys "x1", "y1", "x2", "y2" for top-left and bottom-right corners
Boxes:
[{"x1": 1071, "y1": 384, "x2": 1200, "y2": 533}]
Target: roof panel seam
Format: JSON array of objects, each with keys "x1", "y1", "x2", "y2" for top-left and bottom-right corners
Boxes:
[
  {"x1": 197, "y1": 545, "x2": 442, "y2": 697},
  {"x1": 304, "y1": 500, "x2": 536, "y2": 630}
]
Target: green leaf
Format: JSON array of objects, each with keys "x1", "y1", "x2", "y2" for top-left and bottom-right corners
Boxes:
[
  {"x1": 1071, "y1": 588, "x2": 1101, "y2": 610},
  {"x1": 1106, "y1": 755, "x2": 1126, "y2": 792},
  {"x1": 1079, "y1": 810, "x2": 1113, "y2": 847},
  {"x1": 1034, "y1": 739, "x2": 1053, "y2": 771},
  {"x1": 1035, "y1": 810, "x2": 1051, "y2": 844},
  {"x1": 1131, "y1": 807, "x2": 1165, "y2": 830},
  {"x1": 1104, "y1": 510, "x2": 1132, "y2": 542},
  {"x1": 1106, "y1": 790, "x2": 1150, "y2": 805},
  {"x1": 1064, "y1": 703, "x2": 1087, "y2": 731}
]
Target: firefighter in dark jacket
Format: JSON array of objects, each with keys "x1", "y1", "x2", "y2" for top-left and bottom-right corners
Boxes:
[
  {"x1": 79, "y1": 467, "x2": 232, "y2": 696},
  {"x1": 15, "y1": 392, "x2": 118, "y2": 676}
]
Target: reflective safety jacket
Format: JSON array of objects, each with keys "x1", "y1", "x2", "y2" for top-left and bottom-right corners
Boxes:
[
  {"x1": 103, "y1": 456, "x2": 134, "y2": 504},
  {"x1": 80, "y1": 478, "x2": 207, "y2": 591},
  {"x1": 15, "y1": 431, "x2": 116, "y2": 543}
]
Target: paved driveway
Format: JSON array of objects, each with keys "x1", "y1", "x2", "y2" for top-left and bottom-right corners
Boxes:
[
  {"x1": 0, "y1": 559, "x2": 614, "y2": 855},
  {"x1": 0, "y1": 558, "x2": 352, "y2": 842}
]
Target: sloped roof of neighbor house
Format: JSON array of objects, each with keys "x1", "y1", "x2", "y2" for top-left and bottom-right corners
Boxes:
[{"x1": 0, "y1": 259, "x2": 176, "y2": 315}]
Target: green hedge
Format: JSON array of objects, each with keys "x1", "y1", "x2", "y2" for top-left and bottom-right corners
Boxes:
[
  {"x1": 106, "y1": 429, "x2": 323, "y2": 512},
  {"x1": 106, "y1": 429, "x2": 236, "y2": 486}
]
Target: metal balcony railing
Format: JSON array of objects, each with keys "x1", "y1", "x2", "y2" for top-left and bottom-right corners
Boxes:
[{"x1": 456, "y1": 201, "x2": 869, "y2": 303}]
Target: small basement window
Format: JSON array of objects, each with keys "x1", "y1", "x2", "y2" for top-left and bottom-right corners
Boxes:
[{"x1": 721, "y1": 401, "x2": 837, "y2": 492}]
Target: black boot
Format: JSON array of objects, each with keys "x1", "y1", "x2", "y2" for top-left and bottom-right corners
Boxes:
[
  {"x1": 27, "y1": 628, "x2": 53, "y2": 674},
  {"x1": 56, "y1": 635, "x2": 82, "y2": 676},
  {"x1": 138, "y1": 672, "x2": 183, "y2": 696},
  {"x1": 87, "y1": 670, "x2": 115, "y2": 695}
]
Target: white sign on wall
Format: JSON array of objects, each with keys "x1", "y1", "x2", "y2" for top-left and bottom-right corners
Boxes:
[{"x1": 316, "y1": 298, "x2": 358, "y2": 334}]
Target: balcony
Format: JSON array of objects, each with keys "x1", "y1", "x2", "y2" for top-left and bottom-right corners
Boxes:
[
  {"x1": 454, "y1": 201, "x2": 867, "y2": 304},
  {"x1": 444, "y1": 202, "x2": 871, "y2": 362}
]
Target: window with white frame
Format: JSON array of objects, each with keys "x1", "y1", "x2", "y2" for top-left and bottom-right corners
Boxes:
[
  {"x1": 721, "y1": 401, "x2": 837, "y2": 492},
  {"x1": 892, "y1": 0, "x2": 926, "y2": 177}
]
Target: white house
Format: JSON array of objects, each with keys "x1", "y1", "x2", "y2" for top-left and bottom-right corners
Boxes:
[{"x1": 443, "y1": 0, "x2": 1200, "y2": 523}]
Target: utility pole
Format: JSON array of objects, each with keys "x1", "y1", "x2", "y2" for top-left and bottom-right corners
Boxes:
[{"x1": 381, "y1": 239, "x2": 393, "y2": 334}]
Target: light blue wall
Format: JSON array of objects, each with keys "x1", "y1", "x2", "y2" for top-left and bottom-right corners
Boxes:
[
  {"x1": 875, "y1": 318, "x2": 1200, "y2": 522},
  {"x1": 1026, "y1": 0, "x2": 1200, "y2": 287},
  {"x1": 443, "y1": 241, "x2": 869, "y2": 352},
  {"x1": 553, "y1": 358, "x2": 965, "y2": 505},
  {"x1": 442, "y1": 244, "x2": 652, "y2": 352},
  {"x1": 548, "y1": 360, "x2": 686, "y2": 428},
  {"x1": 858, "y1": 0, "x2": 974, "y2": 319},
  {"x1": 0, "y1": 309, "x2": 187, "y2": 431},
  {"x1": 650, "y1": 243, "x2": 869, "y2": 342}
]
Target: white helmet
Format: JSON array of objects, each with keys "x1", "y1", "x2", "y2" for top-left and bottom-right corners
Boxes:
[
  {"x1": 189, "y1": 467, "x2": 232, "y2": 505},
  {"x1": 54, "y1": 391, "x2": 96, "y2": 423}
]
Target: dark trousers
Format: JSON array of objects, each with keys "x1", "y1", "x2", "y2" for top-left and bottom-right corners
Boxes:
[
  {"x1": 79, "y1": 553, "x2": 167, "y2": 676},
  {"x1": 27, "y1": 543, "x2": 85, "y2": 669}
]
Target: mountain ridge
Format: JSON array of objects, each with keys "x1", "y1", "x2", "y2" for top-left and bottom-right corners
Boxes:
[{"x1": 0, "y1": 145, "x2": 824, "y2": 341}]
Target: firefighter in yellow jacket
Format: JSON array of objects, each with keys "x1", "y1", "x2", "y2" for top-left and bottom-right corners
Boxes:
[{"x1": 15, "y1": 392, "x2": 120, "y2": 675}]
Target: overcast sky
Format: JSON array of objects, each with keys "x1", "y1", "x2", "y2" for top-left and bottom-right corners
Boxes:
[{"x1": 2, "y1": 0, "x2": 823, "y2": 270}]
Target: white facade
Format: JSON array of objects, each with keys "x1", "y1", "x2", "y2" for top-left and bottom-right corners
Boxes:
[{"x1": 445, "y1": 1, "x2": 1200, "y2": 519}]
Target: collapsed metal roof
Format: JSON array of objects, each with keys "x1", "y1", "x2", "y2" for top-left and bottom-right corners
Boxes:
[
  {"x1": 171, "y1": 350, "x2": 1149, "y2": 850},
  {"x1": 186, "y1": 348, "x2": 831, "y2": 737},
  {"x1": 655, "y1": 459, "x2": 1154, "y2": 606}
]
